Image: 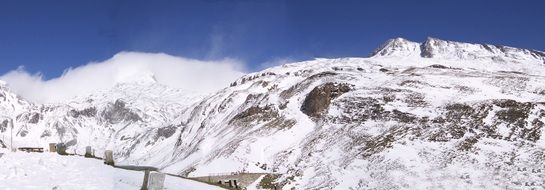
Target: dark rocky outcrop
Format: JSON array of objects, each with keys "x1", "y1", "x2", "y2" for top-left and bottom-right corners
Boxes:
[
  {"x1": 328, "y1": 97, "x2": 386, "y2": 123},
  {"x1": 428, "y1": 64, "x2": 449, "y2": 69},
  {"x1": 0, "y1": 119, "x2": 8, "y2": 132},
  {"x1": 423, "y1": 100, "x2": 542, "y2": 142},
  {"x1": 280, "y1": 72, "x2": 339, "y2": 100},
  {"x1": 69, "y1": 107, "x2": 97, "y2": 118},
  {"x1": 301, "y1": 83, "x2": 351, "y2": 117},
  {"x1": 156, "y1": 125, "x2": 177, "y2": 139},
  {"x1": 456, "y1": 136, "x2": 479, "y2": 151},
  {"x1": 101, "y1": 99, "x2": 142, "y2": 124},
  {"x1": 420, "y1": 39, "x2": 434, "y2": 58},
  {"x1": 330, "y1": 93, "x2": 545, "y2": 149},
  {"x1": 16, "y1": 112, "x2": 41, "y2": 124},
  {"x1": 17, "y1": 129, "x2": 28, "y2": 137},
  {"x1": 230, "y1": 105, "x2": 279, "y2": 125}
]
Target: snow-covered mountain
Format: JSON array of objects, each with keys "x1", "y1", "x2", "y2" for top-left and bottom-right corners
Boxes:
[
  {"x1": 373, "y1": 37, "x2": 545, "y2": 64},
  {"x1": 0, "y1": 79, "x2": 204, "y2": 161},
  {"x1": 2, "y1": 37, "x2": 545, "y2": 189},
  {"x1": 0, "y1": 81, "x2": 30, "y2": 116}
]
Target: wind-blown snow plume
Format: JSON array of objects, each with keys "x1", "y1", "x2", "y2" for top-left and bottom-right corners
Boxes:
[{"x1": 0, "y1": 52, "x2": 246, "y2": 103}]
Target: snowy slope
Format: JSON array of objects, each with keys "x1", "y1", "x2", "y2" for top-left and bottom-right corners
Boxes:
[
  {"x1": 2, "y1": 37, "x2": 545, "y2": 189},
  {"x1": 158, "y1": 54, "x2": 545, "y2": 189},
  {"x1": 0, "y1": 150, "x2": 223, "y2": 190}
]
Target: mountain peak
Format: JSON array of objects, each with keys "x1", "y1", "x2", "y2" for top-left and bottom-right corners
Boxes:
[
  {"x1": 371, "y1": 37, "x2": 421, "y2": 57},
  {"x1": 372, "y1": 37, "x2": 545, "y2": 63},
  {"x1": 115, "y1": 71, "x2": 158, "y2": 85}
]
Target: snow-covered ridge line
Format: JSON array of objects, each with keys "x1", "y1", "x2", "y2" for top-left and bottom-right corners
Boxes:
[{"x1": 372, "y1": 37, "x2": 545, "y2": 64}]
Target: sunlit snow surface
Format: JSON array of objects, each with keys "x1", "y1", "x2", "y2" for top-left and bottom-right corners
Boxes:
[{"x1": 0, "y1": 149, "x2": 222, "y2": 190}]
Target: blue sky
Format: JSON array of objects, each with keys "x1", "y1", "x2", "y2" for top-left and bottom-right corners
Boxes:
[{"x1": 1, "y1": 0, "x2": 544, "y2": 79}]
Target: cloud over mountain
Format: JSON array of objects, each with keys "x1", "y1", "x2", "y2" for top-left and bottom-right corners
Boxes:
[{"x1": 0, "y1": 52, "x2": 245, "y2": 103}]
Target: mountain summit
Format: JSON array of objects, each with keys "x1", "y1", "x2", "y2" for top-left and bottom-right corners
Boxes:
[{"x1": 372, "y1": 37, "x2": 545, "y2": 64}]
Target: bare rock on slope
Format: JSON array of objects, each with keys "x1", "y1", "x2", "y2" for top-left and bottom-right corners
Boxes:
[{"x1": 301, "y1": 82, "x2": 351, "y2": 117}]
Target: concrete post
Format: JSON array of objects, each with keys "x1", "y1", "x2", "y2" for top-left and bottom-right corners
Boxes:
[
  {"x1": 56, "y1": 143, "x2": 67, "y2": 155},
  {"x1": 227, "y1": 180, "x2": 233, "y2": 187},
  {"x1": 85, "y1": 146, "x2": 93, "y2": 157},
  {"x1": 147, "y1": 173, "x2": 165, "y2": 190},
  {"x1": 104, "y1": 150, "x2": 114, "y2": 165},
  {"x1": 140, "y1": 170, "x2": 150, "y2": 190},
  {"x1": 49, "y1": 143, "x2": 56, "y2": 152}
]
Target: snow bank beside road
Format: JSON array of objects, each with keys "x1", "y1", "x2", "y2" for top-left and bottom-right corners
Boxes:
[{"x1": 0, "y1": 150, "x2": 223, "y2": 190}]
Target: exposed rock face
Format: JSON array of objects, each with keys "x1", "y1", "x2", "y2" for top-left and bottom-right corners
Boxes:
[
  {"x1": 301, "y1": 82, "x2": 350, "y2": 117},
  {"x1": 16, "y1": 112, "x2": 41, "y2": 124},
  {"x1": 230, "y1": 105, "x2": 279, "y2": 125},
  {"x1": 0, "y1": 119, "x2": 7, "y2": 132},
  {"x1": 69, "y1": 107, "x2": 97, "y2": 118},
  {"x1": 156, "y1": 125, "x2": 176, "y2": 139},
  {"x1": 332, "y1": 98, "x2": 544, "y2": 143},
  {"x1": 101, "y1": 99, "x2": 141, "y2": 124}
]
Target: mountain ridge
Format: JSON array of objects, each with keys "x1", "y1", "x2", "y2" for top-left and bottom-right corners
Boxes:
[{"x1": 372, "y1": 37, "x2": 545, "y2": 64}]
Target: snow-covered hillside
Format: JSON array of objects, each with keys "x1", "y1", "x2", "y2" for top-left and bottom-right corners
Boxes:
[
  {"x1": 160, "y1": 53, "x2": 545, "y2": 189},
  {"x1": 0, "y1": 79, "x2": 205, "y2": 164},
  {"x1": 1, "y1": 37, "x2": 545, "y2": 189}
]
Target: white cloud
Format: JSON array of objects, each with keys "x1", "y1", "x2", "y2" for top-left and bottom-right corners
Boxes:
[{"x1": 0, "y1": 52, "x2": 246, "y2": 103}]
